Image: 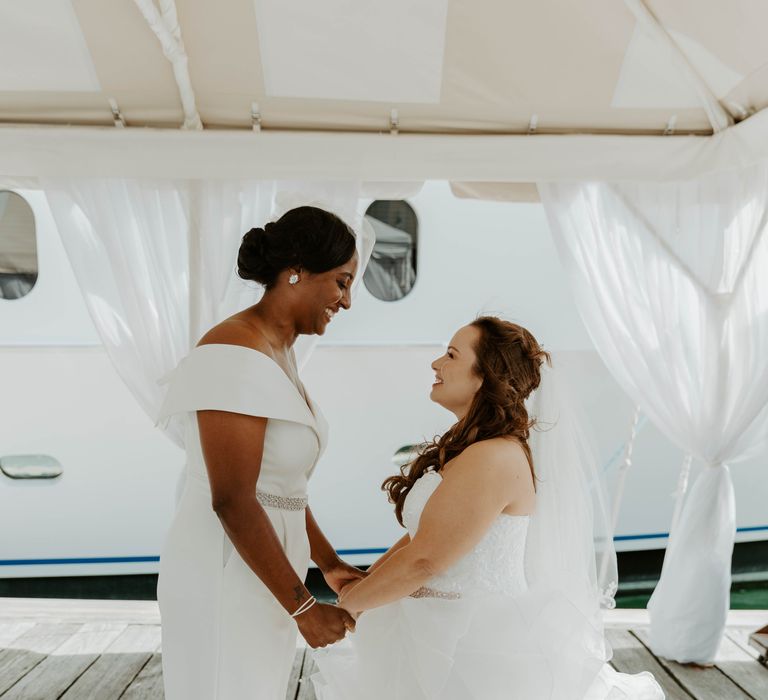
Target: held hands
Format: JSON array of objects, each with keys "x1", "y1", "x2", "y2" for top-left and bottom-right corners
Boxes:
[
  {"x1": 336, "y1": 579, "x2": 363, "y2": 619},
  {"x1": 294, "y1": 601, "x2": 356, "y2": 648},
  {"x1": 292, "y1": 559, "x2": 364, "y2": 647},
  {"x1": 322, "y1": 559, "x2": 367, "y2": 595},
  {"x1": 326, "y1": 560, "x2": 366, "y2": 619}
]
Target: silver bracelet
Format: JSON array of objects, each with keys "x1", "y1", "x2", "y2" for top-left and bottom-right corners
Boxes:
[{"x1": 290, "y1": 596, "x2": 317, "y2": 618}]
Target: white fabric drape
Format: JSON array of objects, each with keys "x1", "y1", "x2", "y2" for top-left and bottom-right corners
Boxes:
[
  {"x1": 43, "y1": 178, "x2": 374, "y2": 447},
  {"x1": 268, "y1": 181, "x2": 376, "y2": 367},
  {"x1": 44, "y1": 178, "x2": 195, "y2": 446},
  {"x1": 539, "y1": 162, "x2": 768, "y2": 663}
]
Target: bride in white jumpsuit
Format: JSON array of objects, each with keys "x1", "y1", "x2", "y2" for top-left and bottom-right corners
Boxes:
[{"x1": 156, "y1": 206, "x2": 363, "y2": 699}]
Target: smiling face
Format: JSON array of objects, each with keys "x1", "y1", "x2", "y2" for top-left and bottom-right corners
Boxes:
[
  {"x1": 293, "y1": 250, "x2": 359, "y2": 335},
  {"x1": 430, "y1": 324, "x2": 484, "y2": 419}
]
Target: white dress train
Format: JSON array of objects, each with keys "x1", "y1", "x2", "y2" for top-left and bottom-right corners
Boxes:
[
  {"x1": 313, "y1": 472, "x2": 663, "y2": 700},
  {"x1": 156, "y1": 344, "x2": 328, "y2": 700}
]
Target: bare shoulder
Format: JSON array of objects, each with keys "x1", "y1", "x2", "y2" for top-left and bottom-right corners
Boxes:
[
  {"x1": 463, "y1": 437, "x2": 527, "y2": 466},
  {"x1": 196, "y1": 317, "x2": 271, "y2": 354},
  {"x1": 442, "y1": 438, "x2": 534, "y2": 513},
  {"x1": 446, "y1": 437, "x2": 530, "y2": 480}
]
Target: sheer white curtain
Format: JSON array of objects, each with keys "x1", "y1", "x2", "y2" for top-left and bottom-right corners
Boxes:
[
  {"x1": 268, "y1": 181, "x2": 376, "y2": 367},
  {"x1": 42, "y1": 178, "x2": 373, "y2": 447},
  {"x1": 539, "y1": 162, "x2": 768, "y2": 663},
  {"x1": 187, "y1": 181, "x2": 279, "y2": 348}
]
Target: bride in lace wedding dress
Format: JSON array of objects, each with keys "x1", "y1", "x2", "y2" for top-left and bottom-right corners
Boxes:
[{"x1": 312, "y1": 317, "x2": 664, "y2": 700}]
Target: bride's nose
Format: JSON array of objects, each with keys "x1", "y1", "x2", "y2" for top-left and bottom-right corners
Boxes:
[{"x1": 431, "y1": 357, "x2": 443, "y2": 371}]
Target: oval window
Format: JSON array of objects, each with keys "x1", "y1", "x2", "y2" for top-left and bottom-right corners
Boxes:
[
  {"x1": 0, "y1": 191, "x2": 37, "y2": 300},
  {"x1": 363, "y1": 200, "x2": 417, "y2": 301}
]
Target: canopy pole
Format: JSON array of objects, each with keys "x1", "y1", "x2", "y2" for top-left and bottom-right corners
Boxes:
[
  {"x1": 623, "y1": 0, "x2": 733, "y2": 133},
  {"x1": 610, "y1": 406, "x2": 642, "y2": 532},
  {"x1": 187, "y1": 181, "x2": 203, "y2": 347},
  {"x1": 599, "y1": 405, "x2": 642, "y2": 586},
  {"x1": 132, "y1": 0, "x2": 203, "y2": 131}
]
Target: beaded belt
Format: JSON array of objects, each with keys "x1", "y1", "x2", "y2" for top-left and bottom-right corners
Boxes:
[
  {"x1": 410, "y1": 586, "x2": 461, "y2": 600},
  {"x1": 256, "y1": 491, "x2": 308, "y2": 511}
]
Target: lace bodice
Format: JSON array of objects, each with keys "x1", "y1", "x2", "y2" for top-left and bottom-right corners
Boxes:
[{"x1": 402, "y1": 471, "x2": 529, "y2": 597}]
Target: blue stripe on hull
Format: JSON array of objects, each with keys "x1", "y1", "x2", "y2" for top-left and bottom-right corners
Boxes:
[
  {"x1": 614, "y1": 524, "x2": 768, "y2": 542},
  {"x1": 0, "y1": 556, "x2": 160, "y2": 566}
]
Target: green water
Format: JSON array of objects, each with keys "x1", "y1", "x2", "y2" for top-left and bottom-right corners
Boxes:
[{"x1": 616, "y1": 583, "x2": 768, "y2": 609}]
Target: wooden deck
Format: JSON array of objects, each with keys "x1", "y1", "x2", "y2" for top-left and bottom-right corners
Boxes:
[{"x1": 0, "y1": 599, "x2": 766, "y2": 699}]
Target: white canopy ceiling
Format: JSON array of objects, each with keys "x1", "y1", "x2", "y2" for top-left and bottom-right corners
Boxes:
[{"x1": 1, "y1": 0, "x2": 767, "y2": 181}]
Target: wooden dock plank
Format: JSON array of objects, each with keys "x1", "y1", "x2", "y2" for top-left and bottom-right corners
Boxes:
[
  {"x1": 297, "y1": 653, "x2": 317, "y2": 700},
  {"x1": 713, "y1": 634, "x2": 768, "y2": 700},
  {"x1": 60, "y1": 625, "x2": 161, "y2": 700},
  {"x1": 0, "y1": 603, "x2": 766, "y2": 700},
  {"x1": 606, "y1": 629, "x2": 693, "y2": 700},
  {"x1": 0, "y1": 622, "x2": 81, "y2": 696},
  {"x1": 285, "y1": 648, "x2": 306, "y2": 700},
  {"x1": 119, "y1": 653, "x2": 164, "y2": 700},
  {"x1": 727, "y1": 629, "x2": 765, "y2": 662},
  {"x1": 0, "y1": 599, "x2": 160, "y2": 626},
  {"x1": 2, "y1": 622, "x2": 125, "y2": 700},
  {"x1": 748, "y1": 625, "x2": 768, "y2": 665},
  {"x1": 633, "y1": 629, "x2": 753, "y2": 700},
  {"x1": 0, "y1": 622, "x2": 35, "y2": 648}
]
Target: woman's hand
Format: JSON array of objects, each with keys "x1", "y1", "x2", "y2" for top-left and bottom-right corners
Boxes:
[
  {"x1": 295, "y1": 602, "x2": 356, "y2": 648},
  {"x1": 336, "y1": 584, "x2": 362, "y2": 619},
  {"x1": 322, "y1": 560, "x2": 367, "y2": 595}
]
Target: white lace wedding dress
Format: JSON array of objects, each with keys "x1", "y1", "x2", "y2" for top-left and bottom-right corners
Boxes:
[{"x1": 313, "y1": 471, "x2": 664, "y2": 699}]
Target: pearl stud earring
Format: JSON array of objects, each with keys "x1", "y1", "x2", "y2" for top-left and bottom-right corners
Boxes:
[{"x1": 288, "y1": 273, "x2": 299, "y2": 285}]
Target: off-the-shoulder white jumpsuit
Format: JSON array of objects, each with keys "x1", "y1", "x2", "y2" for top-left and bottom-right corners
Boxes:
[{"x1": 156, "y1": 344, "x2": 328, "y2": 699}]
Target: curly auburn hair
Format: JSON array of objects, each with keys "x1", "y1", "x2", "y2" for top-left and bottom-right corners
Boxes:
[{"x1": 382, "y1": 316, "x2": 551, "y2": 525}]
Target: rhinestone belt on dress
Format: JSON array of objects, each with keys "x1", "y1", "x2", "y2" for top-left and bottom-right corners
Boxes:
[
  {"x1": 410, "y1": 586, "x2": 461, "y2": 600},
  {"x1": 256, "y1": 491, "x2": 308, "y2": 511}
]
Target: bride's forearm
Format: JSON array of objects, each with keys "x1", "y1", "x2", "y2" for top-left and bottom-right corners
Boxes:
[
  {"x1": 366, "y1": 533, "x2": 410, "y2": 575},
  {"x1": 339, "y1": 544, "x2": 433, "y2": 612}
]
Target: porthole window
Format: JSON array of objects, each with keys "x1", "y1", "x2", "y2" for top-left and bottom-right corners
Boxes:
[
  {"x1": 0, "y1": 191, "x2": 37, "y2": 300},
  {"x1": 363, "y1": 200, "x2": 417, "y2": 301}
]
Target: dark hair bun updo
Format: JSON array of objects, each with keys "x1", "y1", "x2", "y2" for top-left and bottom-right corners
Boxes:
[{"x1": 238, "y1": 206, "x2": 356, "y2": 288}]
